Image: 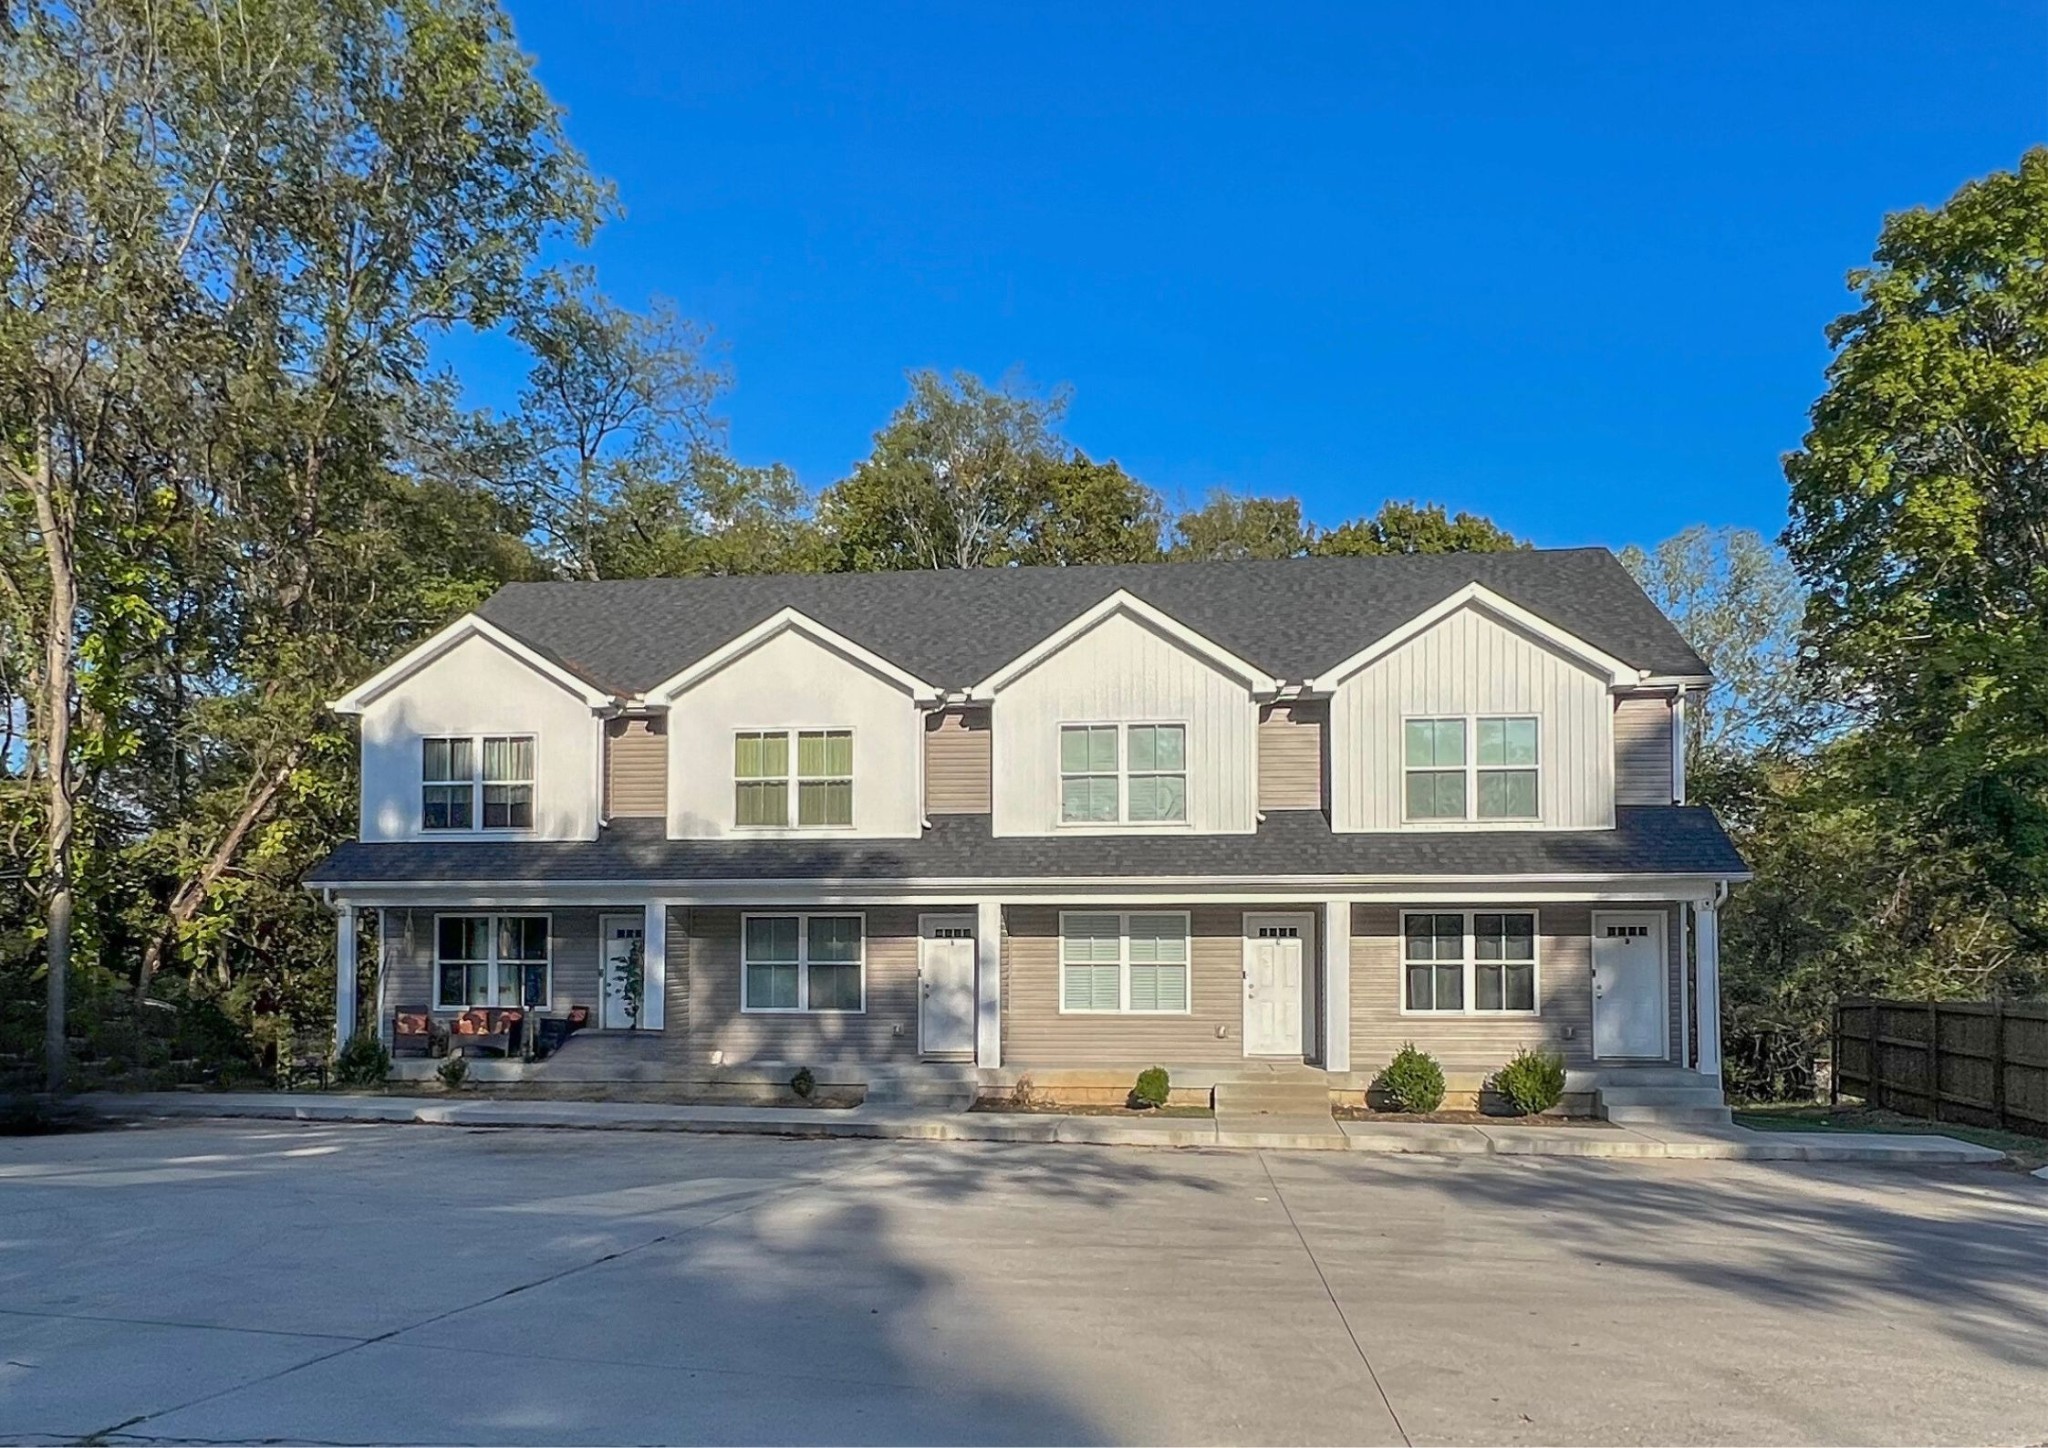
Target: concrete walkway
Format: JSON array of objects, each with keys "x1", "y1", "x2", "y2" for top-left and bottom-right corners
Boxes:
[{"x1": 79, "y1": 1091, "x2": 2011, "y2": 1164}]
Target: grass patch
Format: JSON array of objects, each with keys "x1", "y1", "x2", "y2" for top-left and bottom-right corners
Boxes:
[{"x1": 1734, "y1": 1103, "x2": 2046, "y2": 1170}]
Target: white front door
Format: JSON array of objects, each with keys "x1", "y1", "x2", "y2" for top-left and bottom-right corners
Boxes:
[
  {"x1": 600, "y1": 914, "x2": 644, "y2": 1030},
  {"x1": 918, "y1": 914, "x2": 977, "y2": 1056},
  {"x1": 1592, "y1": 912, "x2": 1667, "y2": 1059},
  {"x1": 1243, "y1": 913, "x2": 1310, "y2": 1057}
]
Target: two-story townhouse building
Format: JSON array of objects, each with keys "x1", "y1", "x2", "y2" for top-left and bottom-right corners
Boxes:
[{"x1": 306, "y1": 549, "x2": 1748, "y2": 1116}]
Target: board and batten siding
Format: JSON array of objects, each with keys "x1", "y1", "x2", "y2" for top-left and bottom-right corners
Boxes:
[
  {"x1": 357, "y1": 631, "x2": 601, "y2": 841},
  {"x1": 604, "y1": 716, "x2": 668, "y2": 818},
  {"x1": 676, "y1": 906, "x2": 921, "y2": 1065},
  {"x1": 1613, "y1": 695, "x2": 1675, "y2": 805},
  {"x1": 989, "y1": 609, "x2": 1259, "y2": 836},
  {"x1": 1326, "y1": 603, "x2": 1614, "y2": 831},
  {"x1": 1258, "y1": 701, "x2": 1325, "y2": 811},
  {"x1": 1348, "y1": 902, "x2": 1683, "y2": 1073},
  {"x1": 924, "y1": 706, "x2": 991, "y2": 813},
  {"x1": 663, "y1": 626, "x2": 925, "y2": 840},
  {"x1": 1001, "y1": 905, "x2": 1252, "y2": 1066}
]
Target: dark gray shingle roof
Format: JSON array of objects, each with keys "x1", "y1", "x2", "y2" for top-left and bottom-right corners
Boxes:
[
  {"x1": 473, "y1": 549, "x2": 1708, "y2": 695},
  {"x1": 306, "y1": 807, "x2": 1746, "y2": 887}
]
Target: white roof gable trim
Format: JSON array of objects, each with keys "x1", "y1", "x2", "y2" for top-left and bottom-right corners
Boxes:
[
  {"x1": 641, "y1": 606, "x2": 943, "y2": 704},
  {"x1": 1304, "y1": 583, "x2": 1642, "y2": 692},
  {"x1": 328, "y1": 614, "x2": 617, "y2": 715},
  {"x1": 969, "y1": 589, "x2": 1281, "y2": 698}
]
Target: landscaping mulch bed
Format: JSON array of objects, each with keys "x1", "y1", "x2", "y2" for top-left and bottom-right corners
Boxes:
[
  {"x1": 970, "y1": 1101, "x2": 1215, "y2": 1118},
  {"x1": 1334, "y1": 1107, "x2": 1611, "y2": 1127}
]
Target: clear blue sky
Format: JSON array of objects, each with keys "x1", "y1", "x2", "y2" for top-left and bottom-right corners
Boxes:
[{"x1": 460, "y1": 1, "x2": 2046, "y2": 550}]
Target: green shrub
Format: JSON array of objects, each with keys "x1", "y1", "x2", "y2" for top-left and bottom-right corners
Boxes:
[
  {"x1": 1374, "y1": 1044, "x2": 1445, "y2": 1114},
  {"x1": 436, "y1": 1054, "x2": 468, "y2": 1090},
  {"x1": 1492, "y1": 1048, "x2": 1567, "y2": 1116},
  {"x1": 790, "y1": 1066, "x2": 816, "y2": 1100},
  {"x1": 1130, "y1": 1066, "x2": 1171, "y2": 1109},
  {"x1": 333, "y1": 1033, "x2": 391, "y2": 1089}
]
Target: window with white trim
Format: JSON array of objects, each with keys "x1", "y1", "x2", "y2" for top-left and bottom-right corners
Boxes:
[
  {"x1": 434, "y1": 914, "x2": 551, "y2": 1010},
  {"x1": 735, "y1": 730, "x2": 853, "y2": 827},
  {"x1": 1403, "y1": 716, "x2": 1539, "y2": 821},
  {"x1": 423, "y1": 735, "x2": 533, "y2": 831},
  {"x1": 1059, "y1": 723, "x2": 1187, "y2": 824},
  {"x1": 743, "y1": 913, "x2": 864, "y2": 1012},
  {"x1": 1060, "y1": 911, "x2": 1191, "y2": 1013},
  {"x1": 1402, "y1": 910, "x2": 1538, "y2": 1014}
]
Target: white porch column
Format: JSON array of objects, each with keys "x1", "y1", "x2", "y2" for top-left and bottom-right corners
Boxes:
[
  {"x1": 1695, "y1": 892, "x2": 1722, "y2": 1081},
  {"x1": 375, "y1": 908, "x2": 394, "y2": 1048},
  {"x1": 975, "y1": 900, "x2": 1003, "y2": 1069},
  {"x1": 333, "y1": 903, "x2": 358, "y2": 1052},
  {"x1": 641, "y1": 902, "x2": 668, "y2": 1030},
  {"x1": 1322, "y1": 899, "x2": 1351, "y2": 1074}
]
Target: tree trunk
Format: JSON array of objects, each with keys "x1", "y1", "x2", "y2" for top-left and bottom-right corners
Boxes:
[
  {"x1": 135, "y1": 745, "x2": 305, "y2": 998},
  {"x1": 25, "y1": 435, "x2": 76, "y2": 1094}
]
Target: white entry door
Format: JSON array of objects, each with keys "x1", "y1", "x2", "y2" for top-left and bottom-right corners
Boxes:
[
  {"x1": 1243, "y1": 913, "x2": 1310, "y2": 1057},
  {"x1": 599, "y1": 915, "x2": 644, "y2": 1030},
  {"x1": 1592, "y1": 912, "x2": 1667, "y2": 1059},
  {"x1": 918, "y1": 914, "x2": 977, "y2": 1056}
]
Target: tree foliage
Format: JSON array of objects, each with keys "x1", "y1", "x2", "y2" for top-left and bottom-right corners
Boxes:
[
  {"x1": 819, "y1": 370, "x2": 1163, "y2": 570},
  {"x1": 1785, "y1": 147, "x2": 2048, "y2": 951}
]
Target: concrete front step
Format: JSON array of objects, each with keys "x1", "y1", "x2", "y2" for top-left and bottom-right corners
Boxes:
[
  {"x1": 1598, "y1": 1086, "x2": 1730, "y2": 1108},
  {"x1": 1602, "y1": 1103, "x2": 1735, "y2": 1126},
  {"x1": 1212, "y1": 1079, "x2": 1334, "y2": 1115}
]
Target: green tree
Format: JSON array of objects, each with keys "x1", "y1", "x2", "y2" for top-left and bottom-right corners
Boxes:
[
  {"x1": 821, "y1": 371, "x2": 1163, "y2": 569},
  {"x1": 588, "y1": 452, "x2": 832, "y2": 578},
  {"x1": 515, "y1": 271, "x2": 726, "y2": 579},
  {"x1": 1784, "y1": 148, "x2": 2048, "y2": 949},
  {"x1": 1168, "y1": 493, "x2": 1311, "y2": 560},
  {"x1": 1620, "y1": 526, "x2": 1815, "y2": 767},
  {"x1": 1315, "y1": 500, "x2": 1525, "y2": 556},
  {"x1": 1, "y1": 0, "x2": 601, "y2": 1084}
]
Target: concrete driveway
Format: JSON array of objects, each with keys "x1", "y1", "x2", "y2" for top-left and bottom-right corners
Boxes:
[{"x1": 0, "y1": 1123, "x2": 2042, "y2": 1446}]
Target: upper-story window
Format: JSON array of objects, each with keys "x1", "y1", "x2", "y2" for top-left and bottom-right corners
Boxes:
[
  {"x1": 734, "y1": 729, "x2": 853, "y2": 828},
  {"x1": 1403, "y1": 716, "x2": 1538, "y2": 821},
  {"x1": 422, "y1": 735, "x2": 533, "y2": 831},
  {"x1": 1059, "y1": 723, "x2": 1186, "y2": 825}
]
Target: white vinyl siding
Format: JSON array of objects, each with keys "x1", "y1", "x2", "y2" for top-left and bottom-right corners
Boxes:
[
  {"x1": 1059, "y1": 911, "x2": 1191, "y2": 1014},
  {"x1": 666, "y1": 628, "x2": 923, "y2": 841},
  {"x1": 1330, "y1": 602, "x2": 1612, "y2": 831},
  {"x1": 993, "y1": 609, "x2": 1257, "y2": 836},
  {"x1": 358, "y1": 630, "x2": 600, "y2": 842}
]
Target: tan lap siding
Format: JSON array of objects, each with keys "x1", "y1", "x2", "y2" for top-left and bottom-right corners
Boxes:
[
  {"x1": 924, "y1": 706, "x2": 992, "y2": 814},
  {"x1": 1257, "y1": 701, "x2": 1325, "y2": 811},
  {"x1": 680, "y1": 906, "x2": 920, "y2": 1065},
  {"x1": 1350, "y1": 902, "x2": 1684, "y2": 1074},
  {"x1": 604, "y1": 716, "x2": 668, "y2": 817},
  {"x1": 1614, "y1": 695, "x2": 1675, "y2": 805},
  {"x1": 1002, "y1": 905, "x2": 1249, "y2": 1067},
  {"x1": 1352, "y1": 904, "x2": 1594, "y2": 1073},
  {"x1": 380, "y1": 906, "x2": 604, "y2": 1018}
]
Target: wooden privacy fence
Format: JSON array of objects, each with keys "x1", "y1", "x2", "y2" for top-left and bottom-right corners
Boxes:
[{"x1": 1833, "y1": 997, "x2": 2048, "y2": 1134}]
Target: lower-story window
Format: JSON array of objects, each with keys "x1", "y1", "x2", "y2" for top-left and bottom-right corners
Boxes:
[
  {"x1": 742, "y1": 912, "x2": 865, "y2": 1012},
  {"x1": 1060, "y1": 911, "x2": 1191, "y2": 1013},
  {"x1": 435, "y1": 914, "x2": 551, "y2": 1010},
  {"x1": 1402, "y1": 910, "x2": 1538, "y2": 1015}
]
